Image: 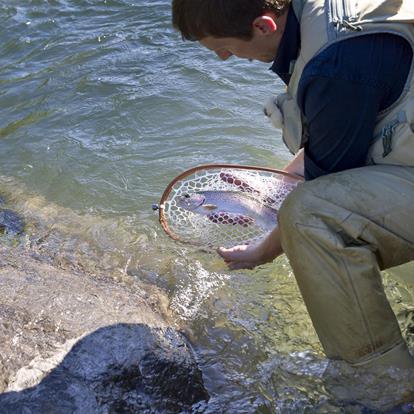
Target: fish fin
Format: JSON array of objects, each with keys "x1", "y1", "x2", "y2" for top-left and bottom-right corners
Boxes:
[
  {"x1": 207, "y1": 211, "x2": 255, "y2": 227},
  {"x1": 202, "y1": 204, "x2": 217, "y2": 210}
]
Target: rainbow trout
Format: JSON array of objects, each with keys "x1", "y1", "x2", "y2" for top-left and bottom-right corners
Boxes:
[{"x1": 176, "y1": 191, "x2": 277, "y2": 229}]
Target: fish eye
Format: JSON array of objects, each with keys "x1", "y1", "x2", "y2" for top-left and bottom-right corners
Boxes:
[{"x1": 184, "y1": 193, "x2": 190, "y2": 198}]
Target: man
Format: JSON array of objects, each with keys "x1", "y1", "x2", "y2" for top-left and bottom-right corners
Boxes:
[{"x1": 172, "y1": 0, "x2": 414, "y2": 410}]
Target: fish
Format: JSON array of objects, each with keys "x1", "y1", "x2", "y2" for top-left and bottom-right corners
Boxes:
[
  {"x1": 176, "y1": 190, "x2": 278, "y2": 229},
  {"x1": 219, "y1": 172, "x2": 276, "y2": 205}
]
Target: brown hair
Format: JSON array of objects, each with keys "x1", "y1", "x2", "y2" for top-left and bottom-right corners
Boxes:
[{"x1": 172, "y1": 0, "x2": 291, "y2": 41}]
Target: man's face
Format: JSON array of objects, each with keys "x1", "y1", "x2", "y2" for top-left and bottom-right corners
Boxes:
[{"x1": 199, "y1": 32, "x2": 278, "y2": 63}]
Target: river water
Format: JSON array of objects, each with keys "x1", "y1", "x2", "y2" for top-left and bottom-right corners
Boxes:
[{"x1": 1, "y1": 1, "x2": 413, "y2": 412}]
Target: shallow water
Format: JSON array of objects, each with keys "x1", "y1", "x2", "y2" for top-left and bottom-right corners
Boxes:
[{"x1": 1, "y1": 1, "x2": 413, "y2": 412}]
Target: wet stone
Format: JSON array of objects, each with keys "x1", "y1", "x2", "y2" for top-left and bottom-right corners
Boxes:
[
  {"x1": 0, "y1": 246, "x2": 209, "y2": 413},
  {"x1": 0, "y1": 325, "x2": 209, "y2": 414},
  {"x1": 0, "y1": 208, "x2": 25, "y2": 235}
]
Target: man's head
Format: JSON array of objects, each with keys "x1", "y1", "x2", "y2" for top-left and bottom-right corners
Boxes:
[{"x1": 172, "y1": 0, "x2": 291, "y2": 62}]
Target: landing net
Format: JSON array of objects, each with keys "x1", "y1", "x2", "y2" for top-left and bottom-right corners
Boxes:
[{"x1": 157, "y1": 164, "x2": 302, "y2": 249}]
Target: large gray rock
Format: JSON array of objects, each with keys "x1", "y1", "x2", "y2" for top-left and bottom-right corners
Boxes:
[
  {"x1": 0, "y1": 324, "x2": 208, "y2": 413},
  {"x1": 0, "y1": 246, "x2": 208, "y2": 413}
]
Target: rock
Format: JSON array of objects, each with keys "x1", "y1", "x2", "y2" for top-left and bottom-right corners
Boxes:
[
  {"x1": 0, "y1": 246, "x2": 208, "y2": 413},
  {"x1": 0, "y1": 208, "x2": 25, "y2": 235},
  {"x1": 0, "y1": 324, "x2": 208, "y2": 413}
]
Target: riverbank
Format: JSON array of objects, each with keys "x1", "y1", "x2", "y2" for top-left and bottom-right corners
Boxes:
[{"x1": 0, "y1": 241, "x2": 208, "y2": 412}]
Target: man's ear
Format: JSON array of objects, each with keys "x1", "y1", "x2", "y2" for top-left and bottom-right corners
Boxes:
[{"x1": 252, "y1": 15, "x2": 277, "y2": 35}]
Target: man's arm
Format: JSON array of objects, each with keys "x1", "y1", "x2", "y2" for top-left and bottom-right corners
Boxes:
[{"x1": 283, "y1": 148, "x2": 304, "y2": 177}]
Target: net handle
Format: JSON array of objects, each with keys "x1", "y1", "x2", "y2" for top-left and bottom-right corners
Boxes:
[{"x1": 158, "y1": 164, "x2": 303, "y2": 244}]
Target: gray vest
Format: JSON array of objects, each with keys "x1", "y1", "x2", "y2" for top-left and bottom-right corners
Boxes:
[{"x1": 270, "y1": 0, "x2": 414, "y2": 166}]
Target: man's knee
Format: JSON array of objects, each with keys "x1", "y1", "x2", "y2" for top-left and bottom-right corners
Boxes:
[{"x1": 277, "y1": 179, "x2": 410, "y2": 367}]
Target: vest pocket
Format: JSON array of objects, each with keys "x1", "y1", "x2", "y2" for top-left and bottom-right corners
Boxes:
[
  {"x1": 369, "y1": 109, "x2": 414, "y2": 166},
  {"x1": 277, "y1": 92, "x2": 303, "y2": 155}
]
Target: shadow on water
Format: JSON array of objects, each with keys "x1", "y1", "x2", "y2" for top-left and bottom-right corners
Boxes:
[{"x1": 0, "y1": 323, "x2": 209, "y2": 414}]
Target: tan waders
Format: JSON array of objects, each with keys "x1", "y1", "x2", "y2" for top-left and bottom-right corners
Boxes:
[
  {"x1": 278, "y1": 164, "x2": 414, "y2": 406},
  {"x1": 271, "y1": 0, "x2": 414, "y2": 408},
  {"x1": 279, "y1": 165, "x2": 414, "y2": 412}
]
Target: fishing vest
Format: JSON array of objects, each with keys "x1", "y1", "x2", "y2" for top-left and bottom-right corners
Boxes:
[{"x1": 265, "y1": 0, "x2": 414, "y2": 166}]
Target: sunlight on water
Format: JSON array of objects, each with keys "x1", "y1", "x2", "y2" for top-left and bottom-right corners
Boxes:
[{"x1": 170, "y1": 260, "x2": 231, "y2": 321}]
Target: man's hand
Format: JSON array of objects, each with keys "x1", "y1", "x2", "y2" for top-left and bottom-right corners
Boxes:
[{"x1": 217, "y1": 226, "x2": 283, "y2": 270}]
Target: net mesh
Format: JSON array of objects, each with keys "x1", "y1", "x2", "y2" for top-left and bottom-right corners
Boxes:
[{"x1": 161, "y1": 166, "x2": 300, "y2": 248}]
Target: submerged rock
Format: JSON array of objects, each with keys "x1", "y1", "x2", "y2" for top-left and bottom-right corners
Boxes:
[
  {"x1": 0, "y1": 193, "x2": 25, "y2": 235},
  {"x1": 0, "y1": 208, "x2": 25, "y2": 235},
  {"x1": 0, "y1": 246, "x2": 208, "y2": 413}
]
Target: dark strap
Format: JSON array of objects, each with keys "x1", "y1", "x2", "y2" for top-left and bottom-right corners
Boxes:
[{"x1": 291, "y1": 0, "x2": 307, "y2": 22}]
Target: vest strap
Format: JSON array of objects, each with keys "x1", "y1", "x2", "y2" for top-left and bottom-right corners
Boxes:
[{"x1": 291, "y1": 0, "x2": 307, "y2": 22}]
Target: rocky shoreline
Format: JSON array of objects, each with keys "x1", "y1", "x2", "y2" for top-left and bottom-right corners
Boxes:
[{"x1": 0, "y1": 243, "x2": 209, "y2": 413}]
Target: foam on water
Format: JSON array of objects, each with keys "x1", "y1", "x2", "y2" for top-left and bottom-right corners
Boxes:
[{"x1": 170, "y1": 260, "x2": 230, "y2": 321}]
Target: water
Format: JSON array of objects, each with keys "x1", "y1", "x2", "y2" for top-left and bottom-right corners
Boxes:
[{"x1": 1, "y1": 1, "x2": 413, "y2": 412}]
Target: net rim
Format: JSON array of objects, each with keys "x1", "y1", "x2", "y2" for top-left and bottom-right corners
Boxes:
[{"x1": 158, "y1": 164, "x2": 304, "y2": 246}]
